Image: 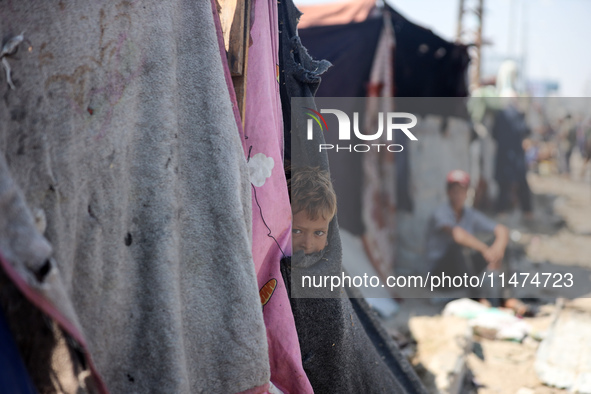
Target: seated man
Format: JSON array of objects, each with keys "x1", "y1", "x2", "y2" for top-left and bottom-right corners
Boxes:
[
  {"x1": 426, "y1": 169, "x2": 508, "y2": 279},
  {"x1": 426, "y1": 170, "x2": 535, "y2": 315}
]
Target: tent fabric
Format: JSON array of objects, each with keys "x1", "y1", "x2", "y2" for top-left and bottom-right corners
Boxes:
[
  {"x1": 299, "y1": 18, "x2": 384, "y2": 235},
  {"x1": 278, "y1": 0, "x2": 427, "y2": 392},
  {"x1": 361, "y1": 14, "x2": 397, "y2": 278},
  {"x1": 211, "y1": 0, "x2": 248, "y2": 144},
  {"x1": 0, "y1": 1, "x2": 270, "y2": 393},
  {"x1": 298, "y1": 6, "x2": 470, "y2": 218},
  {"x1": 299, "y1": 18, "x2": 383, "y2": 99},
  {"x1": 387, "y1": 6, "x2": 470, "y2": 98},
  {"x1": 0, "y1": 151, "x2": 106, "y2": 393},
  {"x1": 299, "y1": 5, "x2": 470, "y2": 98},
  {"x1": 281, "y1": 258, "x2": 428, "y2": 394},
  {"x1": 347, "y1": 288, "x2": 428, "y2": 394},
  {"x1": 241, "y1": 0, "x2": 313, "y2": 392},
  {"x1": 0, "y1": 267, "x2": 95, "y2": 393}
]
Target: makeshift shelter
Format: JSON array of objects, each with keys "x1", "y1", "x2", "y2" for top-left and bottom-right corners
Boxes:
[
  {"x1": 278, "y1": 0, "x2": 426, "y2": 392},
  {"x1": 298, "y1": 0, "x2": 473, "y2": 276}
]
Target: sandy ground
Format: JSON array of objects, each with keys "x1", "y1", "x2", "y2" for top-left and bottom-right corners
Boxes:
[{"x1": 383, "y1": 153, "x2": 591, "y2": 393}]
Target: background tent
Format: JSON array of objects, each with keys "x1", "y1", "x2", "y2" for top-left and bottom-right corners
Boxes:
[{"x1": 298, "y1": 1, "x2": 473, "y2": 276}]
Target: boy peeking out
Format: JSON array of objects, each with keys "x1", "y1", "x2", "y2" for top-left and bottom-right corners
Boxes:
[{"x1": 290, "y1": 167, "x2": 337, "y2": 255}]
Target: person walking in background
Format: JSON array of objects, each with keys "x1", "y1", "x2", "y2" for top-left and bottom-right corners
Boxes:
[
  {"x1": 492, "y1": 102, "x2": 533, "y2": 218},
  {"x1": 577, "y1": 115, "x2": 591, "y2": 179},
  {"x1": 558, "y1": 113, "x2": 578, "y2": 176}
]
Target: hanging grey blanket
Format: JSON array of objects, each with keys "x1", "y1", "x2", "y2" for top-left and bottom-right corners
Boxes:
[{"x1": 0, "y1": 1, "x2": 269, "y2": 393}]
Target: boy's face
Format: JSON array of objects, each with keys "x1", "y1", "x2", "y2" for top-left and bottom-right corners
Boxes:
[
  {"x1": 447, "y1": 183, "x2": 468, "y2": 211},
  {"x1": 292, "y1": 210, "x2": 331, "y2": 255}
]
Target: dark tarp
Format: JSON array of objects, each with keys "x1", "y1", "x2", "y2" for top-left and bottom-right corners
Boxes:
[
  {"x1": 388, "y1": 6, "x2": 470, "y2": 98},
  {"x1": 299, "y1": 6, "x2": 470, "y2": 216},
  {"x1": 299, "y1": 18, "x2": 383, "y2": 233}
]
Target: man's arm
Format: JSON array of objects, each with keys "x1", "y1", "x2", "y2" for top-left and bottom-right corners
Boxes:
[
  {"x1": 447, "y1": 226, "x2": 489, "y2": 254},
  {"x1": 485, "y1": 224, "x2": 509, "y2": 269},
  {"x1": 446, "y1": 224, "x2": 509, "y2": 270}
]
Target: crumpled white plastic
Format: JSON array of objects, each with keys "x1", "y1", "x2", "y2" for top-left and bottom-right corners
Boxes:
[{"x1": 248, "y1": 153, "x2": 274, "y2": 187}]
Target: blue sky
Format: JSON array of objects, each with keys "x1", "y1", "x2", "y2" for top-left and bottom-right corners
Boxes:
[{"x1": 294, "y1": 0, "x2": 591, "y2": 96}]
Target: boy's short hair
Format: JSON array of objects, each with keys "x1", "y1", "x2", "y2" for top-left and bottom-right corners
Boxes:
[{"x1": 289, "y1": 166, "x2": 337, "y2": 221}]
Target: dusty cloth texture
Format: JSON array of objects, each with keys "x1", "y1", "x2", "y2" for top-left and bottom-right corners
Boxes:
[
  {"x1": 281, "y1": 255, "x2": 427, "y2": 394},
  {"x1": 0, "y1": 2, "x2": 270, "y2": 393},
  {"x1": 241, "y1": 0, "x2": 313, "y2": 392},
  {"x1": 0, "y1": 149, "x2": 100, "y2": 393},
  {"x1": 278, "y1": 0, "x2": 427, "y2": 392}
]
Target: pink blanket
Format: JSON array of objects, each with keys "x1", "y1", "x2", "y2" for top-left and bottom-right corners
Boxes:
[{"x1": 242, "y1": 0, "x2": 313, "y2": 392}]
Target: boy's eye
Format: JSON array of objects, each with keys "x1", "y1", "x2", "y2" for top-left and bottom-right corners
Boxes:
[
  {"x1": 314, "y1": 231, "x2": 326, "y2": 236},
  {"x1": 292, "y1": 229, "x2": 302, "y2": 234}
]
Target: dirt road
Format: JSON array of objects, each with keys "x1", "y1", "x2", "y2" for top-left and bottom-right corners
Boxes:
[{"x1": 384, "y1": 154, "x2": 591, "y2": 393}]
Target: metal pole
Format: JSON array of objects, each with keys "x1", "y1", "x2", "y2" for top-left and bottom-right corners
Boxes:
[
  {"x1": 474, "y1": 0, "x2": 484, "y2": 88},
  {"x1": 456, "y1": 0, "x2": 465, "y2": 41}
]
